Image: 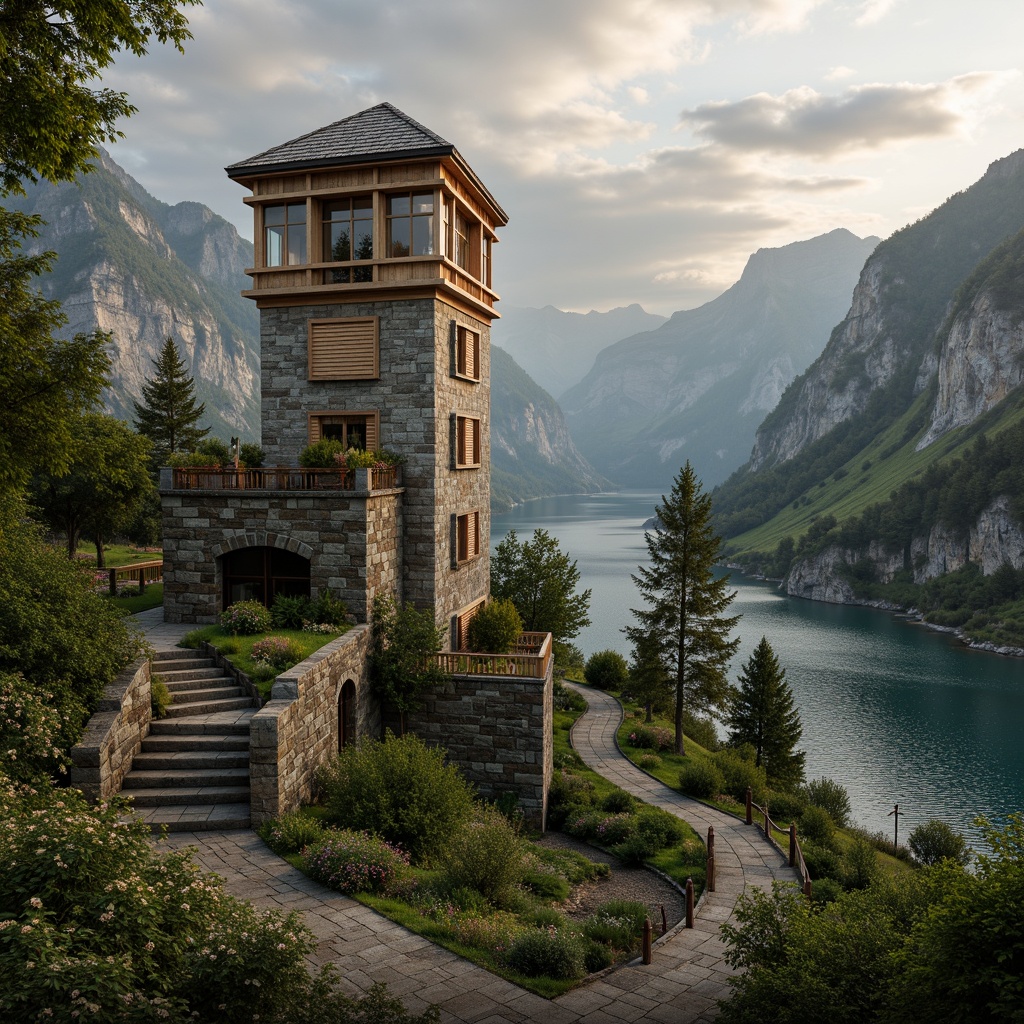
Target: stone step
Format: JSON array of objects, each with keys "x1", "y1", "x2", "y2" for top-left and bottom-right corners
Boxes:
[
  {"x1": 123, "y1": 767, "x2": 251, "y2": 790},
  {"x1": 162, "y1": 696, "x2": 255, "y2": 718},
  {"x1": 141, "y1": 732, "x2": 250, "y2": 752},
  {"x1": 156, "y1": 665, "x2": 224, "y2": 683},
  {"x1": 135, "y1": 803, "x2": 251, "y2": 832},
  {"x1": 165, "y1": 684, "x2": 244, "y2": 703},
  {"x1": 126, "y1": 785, "x2": 251, "y2": 807},
  {"x1": 162, "y1": 677, "x2": 238, "y2": 694},
  {"x1": 149, "y1": 717, "x2": 254, "y2": 737},
  {"x1": 132, "y1": 750, "x2": 249, "y2": 770},
  {"x1": 151, "y1": 651, "x2": 213, "y2": 666}
]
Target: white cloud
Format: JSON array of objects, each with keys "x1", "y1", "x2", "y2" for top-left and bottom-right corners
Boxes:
[{"x1": 856, "y1": 0, "x2": 900, "y2": 27}]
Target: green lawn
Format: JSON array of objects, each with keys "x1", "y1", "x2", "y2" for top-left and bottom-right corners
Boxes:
[
  {"x1": 108, "y1": 582, "x2": 164, "y2": 615},
  {"x1": 179, "y1": 624, "x2": 348, "y2": 699},
  {"x1": 76, "y1": 542, "x2": 163, "y2": 568}
]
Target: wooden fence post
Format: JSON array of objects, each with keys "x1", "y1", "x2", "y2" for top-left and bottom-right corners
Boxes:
[
  {"x1": 660, "y1": 904, "x2": 667, "y2": 935},
  {"x1": 707, "y1": 826, "x2": 716, "y2": 892},
  {"x1": 764, "y1": 806, "x2": 770, "y2": 837},
  {"x1": 789, "y1": 823, "x2": 797, "y2": 867},
  {"x1": 108, "y1": 568, "x2": 117, "y2": 597},
  {"x1": 685, "y1": 877, "x2": 695, "y2": 928},
  {"x1": 745, "y1": 786, "x2": 752, "y2": 825},
  {"x1": 642, "y1": 918, "x2": 653, "y2": 964}
]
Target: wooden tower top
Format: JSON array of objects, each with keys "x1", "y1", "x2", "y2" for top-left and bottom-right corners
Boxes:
[{"x1": 227, "y1": 103, "x2": 506, "y2": 319}]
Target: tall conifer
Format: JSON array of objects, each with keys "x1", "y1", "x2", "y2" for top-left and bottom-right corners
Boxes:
[
  {"x1": 728, "y1": 636, "x2": 805, "y2": 788},
  {"x1": 133, "y1": 337, "x2": 208, "y2": 466},
  {"x1": 626, "y1": 461, "x2": 739, "y2": 754}
]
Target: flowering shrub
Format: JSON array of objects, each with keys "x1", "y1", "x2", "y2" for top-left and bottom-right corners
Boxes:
[
  {"x1": 593, "y1": 813, "x2": 635, "y2": 845},
  {"x1": 451, "y1": 911, "x2": 525, "y2": 955},
  {"x1": 0, "y1": 672, "x2": 74, "y2": 784},
  {"x1": 220, "y1": 599, "x2": 271, "y2": 635},
  {"x1": 504, "y1": 927, "x2": 587, "y2": 980},
  {"x1": 562, "y1": 809, "x2": 603, "y2": 841},
  {"x1": 583, "y1": 900, "x2": 648, "y2": 951},
  {"x1": 251, "y1": 635, "x2": 303, "y2": 670},
  {"x1": 440, "y1": 806, "x2": 526, "y2": 908},
  {"x1": 304, "y1": 829, "x2": 408, "y2": 895},
  {"x1": 627, "y1": 726, "x2": 673, "y2": 751},
  {"x1": 638, "y1": 753, "x2": 662, "y2": 770},
  {"x1": 303, "y1": 620, "x2": 336, "y2": 634}
]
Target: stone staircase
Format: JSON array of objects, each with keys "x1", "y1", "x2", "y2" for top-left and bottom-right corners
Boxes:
[{"x1": 122, "y1": 649, "x2": 258, "y2": 831}]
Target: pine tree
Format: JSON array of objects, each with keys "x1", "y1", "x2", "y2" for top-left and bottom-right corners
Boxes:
[
  {"x1": 132, "y1": 337, "x2": 208, "y2": 466},
  {"x1": 625, "y1": 461, "x2": 739, "y2": 754},
  {"x1": 728, "y1": 636, "x2": 805, "y2": 789}
]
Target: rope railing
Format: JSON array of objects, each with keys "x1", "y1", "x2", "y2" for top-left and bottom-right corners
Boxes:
[{"x1": 746, "y1": 786, "x2": 812, "y2": 898}]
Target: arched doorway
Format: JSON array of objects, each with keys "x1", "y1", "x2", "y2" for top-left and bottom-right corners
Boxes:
[
  {"x1": 338, "y1": 680, "x2": 356, "y2": 750},
  {"x1": 221, "y1": 546, "x2": 310, "y2": 607}
]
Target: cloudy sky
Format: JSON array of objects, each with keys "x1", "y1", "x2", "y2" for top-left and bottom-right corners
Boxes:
[{"x1": 106, "y1": 0, "x2": 1024, "y2": 316}]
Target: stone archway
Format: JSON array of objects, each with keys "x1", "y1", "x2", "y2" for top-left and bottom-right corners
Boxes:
[
  {"x1": 213, "y1": 534, "x2": 315, "y2": 608},
  {"x1": 338, "y1": 679, "x2": 357, "y2": 750}
]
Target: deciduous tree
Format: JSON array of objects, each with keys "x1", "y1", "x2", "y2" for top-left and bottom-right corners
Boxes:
[
  {"x1": 626, "y1": 462, "x2": 739, "y2": 754},
  {"x1": 133, "y1": 336, "x2": 209, "y2": 466},
  {"x1": 30, "y1": 413, "x2": 153, "y2": 565},
  {"x1": 727, "y1": 636, "x2": 805, "y2": 789},
  {"x1": 490, "y1": 528, "x2": 591, "y2": 665}
]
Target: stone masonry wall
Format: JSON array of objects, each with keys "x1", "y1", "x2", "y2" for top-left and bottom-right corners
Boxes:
[
  {"x1": 68, "y1": 658, "x2": 151, "y2": 803},
  {"x1": 406, "y1": 663, "x2": 554, "y2": 830},
  {"x1": 160, "y1": 485, "x2": 401, "y2": 623},
  {"x1": 249, "y1": 625, "x2": 377, "y2": 824}
]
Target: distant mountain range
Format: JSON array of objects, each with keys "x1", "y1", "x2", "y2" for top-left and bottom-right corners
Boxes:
[
  {"x1": 560, "y1": 229, "x2": 879, "y2": 490},
  {"x1": 12, "y1": 152, "x2": 604, "y2": 510}
]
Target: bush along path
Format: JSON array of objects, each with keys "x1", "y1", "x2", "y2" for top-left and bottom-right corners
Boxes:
[{"x1": 156, "y1": 685, "x2": 799, "y2": 1024}]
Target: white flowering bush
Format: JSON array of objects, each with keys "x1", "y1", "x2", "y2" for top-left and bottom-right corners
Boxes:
[
  {"x1": 250, "y1": 635, "x2": 303, "y2": 670},
  {"x1": 219, "y1": 599, "x2": 271, "y2": 635},
  {"x1": 0, "y1": 672, "x2": 73, "y2": 784}
]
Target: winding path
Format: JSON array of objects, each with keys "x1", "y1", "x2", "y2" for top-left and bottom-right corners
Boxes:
[{"x1": 141, "y1": 608, "x2": 798, "y2": 1022}]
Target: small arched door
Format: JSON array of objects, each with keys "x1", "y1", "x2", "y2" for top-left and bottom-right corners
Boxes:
[{"x1": 338, "y1": 680, "x2": 356, "y2": 750}]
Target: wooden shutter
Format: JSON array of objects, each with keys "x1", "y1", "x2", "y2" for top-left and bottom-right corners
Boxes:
[
  {"x1": 363, "y1": 415, "x2": 379, "y2": 450},
  {"x1": 308, "y1": 317, "x2": 379, "y2": 379},
  {"x1": 308, "y1": 415, "x2": 322, "y2": 443},
  {"x1": 456, "y1": 416, "x2": 479, "y2": 466},
  {"x1": 456, "y1": 599, "x2": 485, "y2": 650}
]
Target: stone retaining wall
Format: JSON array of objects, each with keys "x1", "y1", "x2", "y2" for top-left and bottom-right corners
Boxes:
[
  {"x1": 249, "y1": 625, "x2": 377, "y2": 824},
  {"x1": 407, "y1": 665, "x2": 554, "y2": 830},
  {"x1": 68, "y1": 658, "x2": 151, "y2": 802}
]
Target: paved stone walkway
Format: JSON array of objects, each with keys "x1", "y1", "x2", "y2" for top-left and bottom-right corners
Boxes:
[{"x1": 152, "y1": 672, "x2": 798, "y2": 1024}]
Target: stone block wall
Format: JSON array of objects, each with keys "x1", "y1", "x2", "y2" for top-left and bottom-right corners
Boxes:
[
  {"x1": 160, "y1": 485, "x2": 401, "y2": 623},
  {"x1": 68, "y1": 658, "x2": 151, "y2": 802},
  {"x1": 249, "y1": 625, "x2": 377, "y2": 824},
  {"x1": 407, "y1": 662, "x2": 554, "y2": 829}
]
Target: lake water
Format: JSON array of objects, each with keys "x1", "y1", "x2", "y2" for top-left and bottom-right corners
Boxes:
[{"x1": 493, "y1": 491, "x2": 1024, "y2": 845}]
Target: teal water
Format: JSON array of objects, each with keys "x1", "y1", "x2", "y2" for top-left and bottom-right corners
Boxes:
[{"x1": 494, "y1": 491, "x2": 1024, "y2": 844}]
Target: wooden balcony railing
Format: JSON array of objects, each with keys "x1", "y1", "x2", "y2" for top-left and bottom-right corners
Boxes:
[
  {"x1": 105, "y1": 560, "x2": 163, "y2": 596},
  {"x1": 431, "y1": 631, "x2": 552, "y2": 679},
  {"x1": 170, "y1": 465, "x2": 400, "y2": 492}
]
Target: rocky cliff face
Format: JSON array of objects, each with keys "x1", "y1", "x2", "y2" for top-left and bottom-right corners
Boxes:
[
  {"x1": 11, "y1": 152, "x2": 261, "y2": 440},
  {"x1": 562, "y1": 229, "x2": 878, "y2": 489},
  {"x1": 787, "y1": 496, "x2": 1024, "y2": 603},
  {"x1": 750, "y1": 149, "x2": 1024, "y2": 472}
]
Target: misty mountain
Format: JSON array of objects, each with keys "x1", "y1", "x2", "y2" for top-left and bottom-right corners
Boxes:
[
  {"x1": 9, "y1": 151, "x2": 261, "y2": 441},
  {"x1": 560, "y1": 229, "x2": 879, "y2": 491},
  {"x1": 492, "y1": 303, "x2": 667, "y2": 398}
]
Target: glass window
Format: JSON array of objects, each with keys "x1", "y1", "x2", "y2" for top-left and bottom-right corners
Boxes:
[
  {"x1": 454, "y1": 212, "x2": 471, "y2": 271},
  {"x1": 323, "y1": 197, "x2": 374, "y2": 283},
  {"x1": 264, "y1": 203, "x2": 306, "y2": 266},
  {"x1": 387, "y1": 191, "x2": 435, "y2": 257}
]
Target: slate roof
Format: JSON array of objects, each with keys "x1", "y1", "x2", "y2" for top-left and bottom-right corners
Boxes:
[{"x1": 225, "y1": 102, "x2": 454, "y2": 175}]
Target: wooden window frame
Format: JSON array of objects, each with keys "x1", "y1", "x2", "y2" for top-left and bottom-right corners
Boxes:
[
  {"x1": 450, "y1": 412, "x2": 481, "y2": 469},
  {"x1": 308, "y1": 410, "x2": 380, "y2": 450},
  {"x1": 262, "y1": 201, "x2": 307, "y2": 267},
  {"x1": 308, "y1": 317, "x2": 379, "y2": 380},
  {"x1": 451, "y1": 509, "x2": 481, "y2": 567},
  {"x1": 321, "y1": 196, "x2": 375, "y2": 283},
  {"x1": 385, "y1": 190, "x2": 436, "y2": 257},
  {"x1": 451, "y1": 598, "x2": 486, "y2": 651},
  {"x1": 450, "y1": 321, "x2": 481, "y2": 382}
]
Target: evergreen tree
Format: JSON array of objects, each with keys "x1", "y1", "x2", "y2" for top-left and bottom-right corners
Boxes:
[
  {"x1": 627, "y1": 629, "x2": 674, "y2": 723},
  {"x1": 727, "y1": 636, "x2": 805, "y2": 789},
  {"x1": 133, "y1": 337, "x2": 208, "y2": 466},
  {"x1": 625, "y1": 461, "x2": 739, "y2": 754}
]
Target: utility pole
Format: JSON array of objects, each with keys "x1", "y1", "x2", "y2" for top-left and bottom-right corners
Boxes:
[{"x1": 887, "y1": 803, "x2": 902, "y2": 847}]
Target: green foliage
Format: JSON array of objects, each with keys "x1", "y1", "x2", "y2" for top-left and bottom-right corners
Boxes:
[
  {"x1": 679, "y1": 758, "x2": 725, "y2": 799},
  {"x1": 584, "y1": 648, "x2": 629, "y2": 690},
  {"x1": 714, "y1": 747, "x2": 769, "y2": 804},
  {"x1": 626, "y1": 628, "x2": 675, "y2": 720},
  {"x1": 0, "y1": 212, "x2": 112, "y2": 491},
  {"x1": 727, "y1": 636, "x2": 805, "y2": 788},
  {"x1": 272, "y1": 592, "x2": 312, "y2": 629},
  {"x1": 258, "y1": 812, "x2": 328, "y2": 856},
  {"x1": 30, "y1": 413, "x2": 153, "y2": 563},
  {"x1": 908, "y1": 820, "x2": 971, "y2": 867},
  {"x1": 299, "y1": 438, "x2": 347, "y2": 467},
  {"x1": 802, "y1": 777, "x2": 852, "y2": 828},
  {"x1": 626, "y1": 462, "x2": 740, "y2": 754},
  {"x1": 466, "y1": 598, "x2": 523, "y2": 653},
  {"x1": 843, "y1": 838, "x2": 881, "y2": 890},
  {"x1": 132, "y1": 337, "x2": 210, "y2": 466},
  {"x1": 601, "y1": 789, "x2": 637, "y2": 814},
  {"x1": 522, "y1": 869, "x2": 571, "y2": 902},
  {"x1": 490, "y1": 528, "x2": 592, "y2": 664},
  {"x1": 304, "y1": 829, "x2": 409, "y2": 895},
  {"x1": 552, "y1": 678, "x2": 587, "y2": 712},
  {"x1": 799, "y1": 805, "x2": 837, "y2": 848},
  {"x1": 764, "y1": 790, "x2": 807, "y2": 824},
  {"x1": 504, "y1": 928, "x2": 586, "y2": 980},
  {"x1": 310, "y1": 588, "x2": 349, "y2": 627},
  {"x1": 439, "y1": 805, "x2": 526, "y2": 908},
  {"x1": 0, "y1": 495, "x2": 139, "y2": 729},
  {"x1": 638, "y1": 753, "x2": 662, "y2": 770},
  {"x1": 583, "y1": 900, "x2": 648, "y2": 950},
  {"x1": 0, "y1": 672, "x2": 73, "y2": 784},
  {"x1": 195, "y1": 435, "x2": 233, "y2": 464},
  {"x1": 220, "y1": 599, "x2": 272, "y2": 635},
  {"x1": 317, "y1": 733, "x2": 475, "y2": 865},
  {"x1": 251, "y1": 635, "x2": 304, "y2": 670},
  {"x1": 626, "y1": 725, "x2": 673, "y2": 750},
  {"x1": 239, "y1": 442, "x2": 265, "y2": 468},
  {"x1": 150, "y1": 674, "x2": 171, "y2": 719},
  {"x1": 681, "y1": 710, "x2": 721, "y2": 751}
]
